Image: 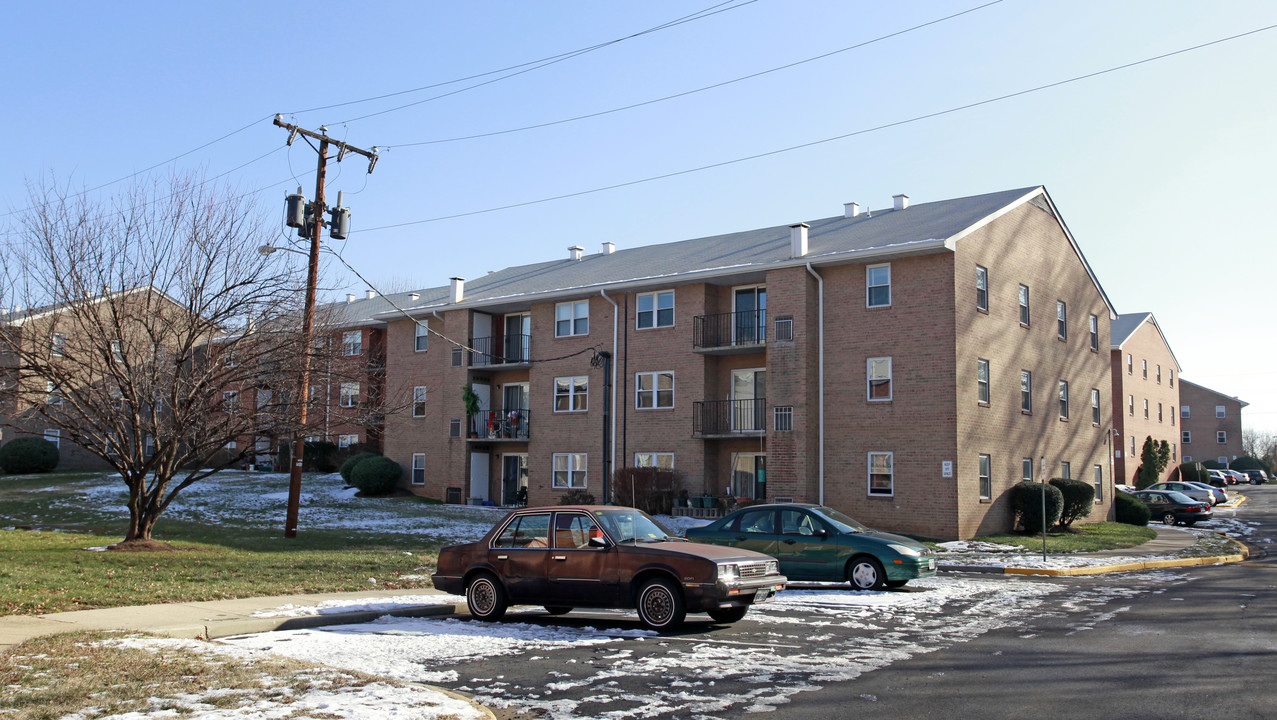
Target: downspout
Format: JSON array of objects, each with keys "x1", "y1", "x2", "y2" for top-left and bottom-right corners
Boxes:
[
  {"x1": 805, "y1": 263, "x2": 825, "y2": 505},
  {"x1": 600, "y1": 290, "x2": 619, "y2": 500}
]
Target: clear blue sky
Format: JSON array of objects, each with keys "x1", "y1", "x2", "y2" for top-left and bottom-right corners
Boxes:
[{"x1": 5, "y1": 1, "x2": 1275, "y2": 434}]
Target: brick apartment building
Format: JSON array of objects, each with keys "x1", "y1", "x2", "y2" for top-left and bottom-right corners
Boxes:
[
  {"x1": 371, "y1": 186, "x2": 1117, "y2": 540},
  {"x1": 1110, "y1": 313, "x2": 1182, "y2": 484},
  {"x1": 1178, "y1": 379, "x2": 1247, "y2": 467}
]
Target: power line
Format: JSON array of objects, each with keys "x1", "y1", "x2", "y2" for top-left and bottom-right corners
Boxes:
[
  {"x1": 355, "y1": 23, "x2": 1277, "y2": 235},
  {"x1": 384, "y1": 0, "x2": 1005, "y2": 149}
]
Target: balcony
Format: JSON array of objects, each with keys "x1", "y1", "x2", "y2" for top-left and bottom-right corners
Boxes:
[
  {"x1": 693, "y1": 399, "x2": 766, "y2": 438},
  {"x1": 692, "y1": 310, "x2": 766, "y2": 354},
  {"x1": 469, "y1": 408, "x2": 530, "y2": 441},
  {"x1": 469, "y1": 334, "x2": 532, "y2": 368}
]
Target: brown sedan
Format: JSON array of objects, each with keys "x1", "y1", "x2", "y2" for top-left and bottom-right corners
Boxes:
[{"x1": 432, "y1": 505, "x2": 786, "y2": 630}]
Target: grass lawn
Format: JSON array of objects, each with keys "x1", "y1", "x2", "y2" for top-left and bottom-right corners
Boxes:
[
  {"x1": 974, "y1": 521, "x2": 1157, "y2": 554},
  {"x1": 0, "y1": 470, "x2": 503, "y2": 615}
]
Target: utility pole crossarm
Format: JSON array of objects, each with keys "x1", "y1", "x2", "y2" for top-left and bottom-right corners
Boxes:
[{"x1": 273, "y1": 115, "x2": 379, "y2": 173}]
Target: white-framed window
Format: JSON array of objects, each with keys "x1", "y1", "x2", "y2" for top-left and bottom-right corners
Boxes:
[
  {"x1": 340, "y1": 382, "x2": 360, "y2": 408},
  {"x1": 44, "y1": 429, "x2": 60, "y2": 448},
  {"x1": 415, "y1": 322, "x2": 429, "y2": 352},
  {"x1": 1172, "y1": 443, "x2": 1177, "y2": 462},
  {"x1": 1018, "y1": 284, "x2": 1030, "y2": 325},
  {"x1": 145, "y1": 434, "x2": 155, "y2": 458},
  {"x1": 51, "y1": 333, "x2": 66, "y2": 357},
  {"x1": 1022, "y1": 457, "x2": 1033, "y2": 481},
  {"x1": 1127, "y1": 353, "x2": 1133, "y2": 374},
  {"x1": 1183, "y1": 455, "x2": 1193, "y2": 462},
  {"x1": 111, "y1": 339, "x2": 124, "y2": 362},
  {"x1": 1182, "y1": 430, "x2": 1191, "y2": 444},
  {"x1": 866, "y1": 264, "x2": 891, "y2": 307},
  {"x1": 774, "y1": 405, "x2": 793, "y2": 431},
  {"x1": 554, "y1": 376, "x2": 588, "y2": 412},
  {"x1": 979, "y1": 454, "x2": 991, "y2": 500},
  {"x1": 1093, "y1": 465, "x2": 1103, "y2": 502},
  {"x1": 337, "y1": 434, "x2": 358, "y2": 448},
  {"x1": 1217, "y1": 430, "x2": 1227, "y2": 444},
  {"x1": 1143, "y1": 398, "x2": 1149, "y2": 419},
  {"x1": 1056, "y1": 301, "x2": 1067, "y2": 340},
  {"x1": 46, "y1": 381, "x2": 61, "y2": 405},
  {"x1": 1020, "y1": 370, "x2": 1032, "y2": 413},
  {"x1": 412, "y1": 453, "x2": 426, "y2": 485},
  {"x1": 975, "y1": 265, "x2": 988, "y2": 311},
  {"x1": 868, "y1": 452, "x2": 893, "y2": 496},
  {"x1": 553, "y1": 453, "x2": 587, "y2": 488},
  {"x1": 773, "y1": 316, "x2": 794, "y2": 341},
  {"x1": 225, "y1": 440, "x2": 236, "y2": 450},
  {"x1": 1181, "y1": 405, "x2": 1190, "y2": 419},
  {"x1": 634, "y1": 452, "x2": 674, "y2": 470},
  {"x1": 1091, "y1": 388, "x2": 1101, "y2": 425},
  {"x1": 223, "y1": 390, "x2": 238, "y2": 412},
  {"x1": 1156, "y1": 364, "x2": 1162, "y2": 383},
  {"x1": 867, "y1": 357, "x2": 892, "y2": 401},
  {"x1": 1215, "y1": 405, "x2": 1226, "y2": 419},
  {"x1": 1088, "y1": 314, "x2": 1098, "y2": 351},
  {"x1": 1131, "y1": 436, "x2": 1136, "y2": 455},
  {"x1": 256, "y1": 389, "x2": 272, "y2": 411},
  {"x1": 635, "y1": 371, "x2": 674, "y2": 409},
  {"x1": 343, "y1": 331, "x2": 362, "y2": 356},
  {"x1": 636, "y1": 290, "x2": 674, "y2": 329},
  {"x1": 977, "y1": 359, "x2": 990, "y2": 404},
  {"x1": 413, "y1": 386, "x2": 427, "y2": 417},
  {"x1": 1060, "y1": 461, "x2": 1071, "y2": 479},
  {"x1": 555, "y1": 300, "x2": 589, "y2": 337},
  {"x1": 1141, "y1": 359, "x2": 1147, "y2": 379},
  {"x1": 1058, "y1": 380, "x2": 1069, "y2": 420},
  {"x1": 1158, "y1": 403, "x2": 1163, "y2": 422},
  {"x1": 1217, "y1": 456, "x2": 1228, "y2": 465},
  {"x1": 1169, "y1": 370, "x2": 1175, "y2": 388},
  {"x1": 449, "y1": 418, "x2": 462, "y2": 437},
  {"x1": 1129, "y1": 395, "x2": 1134, "y2": 416}
]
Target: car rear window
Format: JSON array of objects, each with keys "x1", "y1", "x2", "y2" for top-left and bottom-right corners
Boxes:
[{"x1": 494, "y1": 513, "x2": 551, "y2": 548}]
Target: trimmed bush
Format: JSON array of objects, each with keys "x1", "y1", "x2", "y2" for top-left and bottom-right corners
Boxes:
[
  {"x1": 559, "y1": 488, "x2": 596, "y2": 505},
  {"x1": 340, "y1": 452, "x2": 381, "y2": 483},
  {"x1": 1050, "y1": 477, "x2": 1095, "y2": 528},
  {"x1": 1176, "y1": 461, "x2": 1210, "y2": 485},
  {"x1": 1231, "y1": 456, "x2": 1273, "y2": 475},
  {"x1": 1115, "y1": 490, "x2": 1151, "y2": 526},
  {"x1": 0, "y1": 438, "x2": 61, "y2": 474},
  {"x1": 349, "y1": 456, "x2": 402, "y2": 496},
  {"x1": 1200, "y1": 459, "x2": 1224, "y2": 470},
  {"x1": 611, "y1": 466, "x2": 683, "y2": 516},
  {"x1": 1012, "y1": 480, "x2": 1063, "y2": 533}
]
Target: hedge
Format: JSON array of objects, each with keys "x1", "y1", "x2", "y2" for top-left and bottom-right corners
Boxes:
[
  {"x1": 1012, "y1": 480, "x2": 1063, "y2": 533},
  {"x1": 349, "y1": 456, "x2": 402, "y2": 496},
  {"x1": 0, "y1": 438, "x2": 61, "y2": 474},
  {"x1": 340, "y1": 452, "x2": 381, "y2": 483},
  {"x1": 1115, "y1": 490, "x2": 1150, "y2": 526}
]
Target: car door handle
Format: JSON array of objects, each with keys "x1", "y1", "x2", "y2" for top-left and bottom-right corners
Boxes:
[
  {"x1": 553, "y1": 555, "x2": 567, "y2": 561},
  {"x1": 496, "y1": 555, "x2": 509, "y2": 561},
  {"x1": 782, "y1": 539, "x2": 796, "y2": 545},
  {"x1": 735, "y1": 536, "x2": 747, "y2": 541}
]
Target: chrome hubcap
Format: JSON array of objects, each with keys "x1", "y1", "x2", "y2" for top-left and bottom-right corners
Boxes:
[
  {"x1": 471, "y1": 580, "x2": 495, "y2": 613},
  {"x1": 642, "y1": 586, "x2": 673, "y2": 624}
]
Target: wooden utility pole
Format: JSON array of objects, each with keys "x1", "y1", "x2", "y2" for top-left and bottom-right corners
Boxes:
[{"x1": 272, "y1": 115, "x2": 378, "y2": 539}]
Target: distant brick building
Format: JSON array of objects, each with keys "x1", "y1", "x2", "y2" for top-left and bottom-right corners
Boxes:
[
  {"x1": 370, "y1": 186, "x2": 1117, "y2": 540},
  {"x1": 1178, "y1": 379, "x2": 1247, "y2": 468},
  {"x1": 1110, "y1": 313, "x2": 1182, "y2": 484}
]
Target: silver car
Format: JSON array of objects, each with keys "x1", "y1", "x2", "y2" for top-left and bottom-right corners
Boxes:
[
  {"x1": 1146, "y1": 481, "x2": 1217, "y2": 506},
  {"x1": 1183, "y1": 481, "x2": 1227, "y2": 505}
]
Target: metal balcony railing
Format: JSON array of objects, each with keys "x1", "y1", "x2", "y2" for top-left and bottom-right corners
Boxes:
[
  {"x1": 473, "y1": 408, "x2": 530, "y2": 440},
  {"x1": 693, "y1": 398, "x2": 766, "y2": 437},
  {"x1": 468, "y1": 334, "x2": 532, "y2": 367},
  {"x1": 692, "y1": 310, "x2": 766, "y2": 350}
]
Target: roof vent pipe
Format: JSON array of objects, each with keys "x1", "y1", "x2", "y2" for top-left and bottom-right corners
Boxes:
[
  {"x1": 893, "y1": 194, "x2": 909, "y2": 210},
  {"x1": 408, "y1": 292, "x2": 420, "y2": 301},
  {"x1": 449, "y1": 277, "x2": 465, "y2": 304},
  {"x1": 789, "y1": 223, "x2": 809, "y2": 258},
  {"x1": 568, "y1": 245, "x2": 584, "y2": 261},
  {"x1": 366, "y1": 290, "x2": 376, "y2": 299},
  {"x1": 602, "y1": 241, "x2": 615, "y2": 255},
  {"x1": 844, "y1": 202, "x2": 860, "y2": 218},
  {"x1": 346, "y1": 294, "x2": 356, "y2": 303}
]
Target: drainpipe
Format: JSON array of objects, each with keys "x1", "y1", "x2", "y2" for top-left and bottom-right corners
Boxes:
[
  {"x1": 600, "y1": 290, "x2": 619, "y2": 502},
  {"x1": 805, "y1": 263, "x2": 825, "y2": 506}
]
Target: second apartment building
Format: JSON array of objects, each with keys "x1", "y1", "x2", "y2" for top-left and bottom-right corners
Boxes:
[{"x1": 377, "y1": 186, "x2": 1116, "y2": 540}]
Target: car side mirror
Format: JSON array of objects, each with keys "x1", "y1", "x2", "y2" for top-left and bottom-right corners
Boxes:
[
  {"x1": 814, "y1": 529, "x2": 829, "y2": 538},
  {"x1": 589, "y1": 535, "x2": 611, "y2": 548}
]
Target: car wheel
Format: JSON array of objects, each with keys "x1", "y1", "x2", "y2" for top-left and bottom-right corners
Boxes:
[
  {"x1": 543, "y1": 606, "x2": 573, "y2": 615},
  {"x1": 1252, "y1": 479, "x2": 1259, "y2": 485},
  {"x1": 706, "y1": 606, "x2": 749, "y2": 623},
  {"x1": 1161, "y1": 512, "x2": 1177, "y2": 526},
  {"x1": 847, "y1": 556, "x2": 886, "y2": 591},
  {"x1": 466, "y1": 572, "x2": 508, "y2": 621},
  {"x1": 885, "y1": 579, "x2": 909, "y2": 589},
  {"x1": 636, "y1": 578, "x2": 686, "y2": 630}
]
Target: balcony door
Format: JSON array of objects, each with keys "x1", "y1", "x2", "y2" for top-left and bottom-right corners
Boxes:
[
  {"x1": 501, "y1": 453, "x2": 528, "y2": 506},
  {"x1": 504, "y1": 314, "x2": 530, "y2": 363},
  {"x1": 731, "y1": 368, "x2": 766, "y2": 432},
  {"x1": 733, "y1": 286, "x2": 766, "y2": 345},
  {"x1": 730, "y1": 453, "x2": 767, "y2": 500}
]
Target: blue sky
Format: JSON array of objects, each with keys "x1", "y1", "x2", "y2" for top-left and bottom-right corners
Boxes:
[{"x1": 5, "y1": 1, "x2": 1275, "y2": 434}]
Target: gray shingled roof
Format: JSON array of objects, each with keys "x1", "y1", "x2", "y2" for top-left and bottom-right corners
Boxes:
[
  {"x1": 1110, "y1": 312, "x2": 1153, "y2": 348},
  {"x1": 324, "y1": 185, "x2": 1109, "y2": 326}
]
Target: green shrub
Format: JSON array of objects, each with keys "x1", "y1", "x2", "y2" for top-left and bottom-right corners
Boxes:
[
  {"x1": 1176, "y1": 461, "x2": 1210, "y2": 484},
  {"x1": 349, "y1": 456, "x2": 402, "y2": 496},
  {"x1": 340, "y1": 452, "x2": 381, "y2": 483},
  {"x1": 559, "y1": 488, "x2": 596, "y2": 505},
  {"x1": 1200, "y1": 459, "x2": 1224, "y2": 470},
  {"x1": 1231, "y1": 456, "x2": 1273, "y2": 475},
  {"x1": 0, "y1": 438, "x2": 61, "y2": 474},
  {"x1": 1050, "y1": 477, "x2": 1095, "y2": 528},
  {"x1": 1012, "y1": 480, "x2": 1063, "y2": 533},
  {"x1": 1115, "y1": 490, "x2": 1150, "y2": 526}
]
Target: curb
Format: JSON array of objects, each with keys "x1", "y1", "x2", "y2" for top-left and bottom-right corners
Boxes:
[{"x1": 943, "y1": 541, "x2": 1251, "y2": 577}]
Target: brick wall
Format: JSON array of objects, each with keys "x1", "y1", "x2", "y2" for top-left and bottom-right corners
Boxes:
[
  {"x1": 1178, "y1": 379, "x2": 1246, "y2": 466},
  {"x1": 1111, "y1": 321, "x2": 1181, "y2": 484}
]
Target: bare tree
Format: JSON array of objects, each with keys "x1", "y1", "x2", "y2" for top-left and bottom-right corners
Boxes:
[
  {"x1": 1242, "y1": 429, "x2": 1276, "y2": 467},
  {"x1": 0, "y1": 174, "x2": 312, "y2": 544}
]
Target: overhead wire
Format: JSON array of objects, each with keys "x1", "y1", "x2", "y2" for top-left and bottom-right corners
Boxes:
[{"x1": 354, "y1": 23, "x2": 1277, "y2": 235}]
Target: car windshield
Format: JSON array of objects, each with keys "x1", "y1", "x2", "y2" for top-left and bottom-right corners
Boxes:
[
  {"x1": 595, "y1": 508, "x2": 670, "y2": 543},
  {"x1": 813, "y1": 507, "x2": 869, "y2": 533}
]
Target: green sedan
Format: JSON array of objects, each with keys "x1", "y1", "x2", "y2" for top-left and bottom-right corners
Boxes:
[{"x1": 684, "y1": 503, "x2": 937, "y2": 590}]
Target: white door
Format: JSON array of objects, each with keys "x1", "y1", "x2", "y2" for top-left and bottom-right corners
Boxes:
[
  {"x1": 469, "y1": 451, "x2": 490, "y2": 502},
  {"x1": 472, "y1": 312, "x2": 494, "y2": 365}
]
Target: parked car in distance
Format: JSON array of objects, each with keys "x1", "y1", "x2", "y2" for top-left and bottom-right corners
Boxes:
[
  {"x1": 1129, "y1": 490, "x2": 1212, "y2": 526},
  {"x1": 685, "y1": 503, "x2": 937, "y2": 590},
  {"x1": 1183, "y1": 481, "x2": 1227, "y2": 506},
  {"x1": 1205, "y1": 470, "x2": 1231, "y2": 488},
  {"x1": 1242, "y1": 469, "x2": 1269, "y2": 485},
  {"x1": 1223, "y1": 469, "x2": 1249, "y2": 486},
  {"x1": 1146, "y1": 481, "x2": 1218, "y2": 506},
  {"x1": 432, "y1": 505, "x2": 786, "y2": 631}
]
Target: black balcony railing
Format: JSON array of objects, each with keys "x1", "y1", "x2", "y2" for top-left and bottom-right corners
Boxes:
[
  {"x1": 473, "y1": 408, "x2": 530, "y2": 440},
  {"x1": 693, "y1": 399, "x2": 766, "y2": 436},
  {"x1": 469, "y1": 334, "x2": 532, "y2": 367},
  {"x1": 692, "y1": 310, "x2": 766, "y2": 350}
]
